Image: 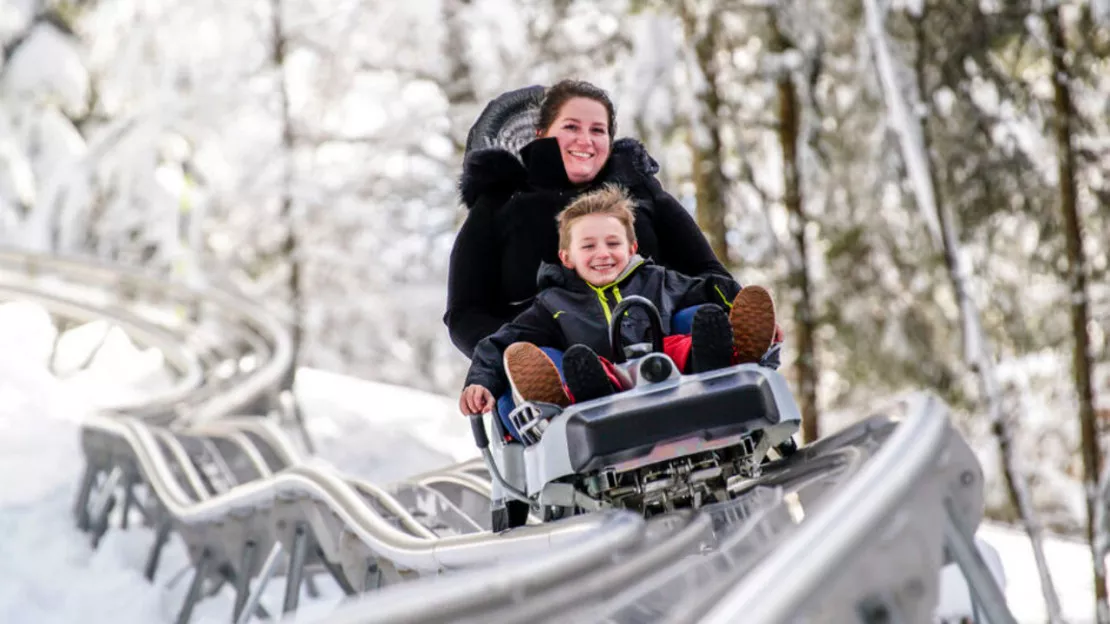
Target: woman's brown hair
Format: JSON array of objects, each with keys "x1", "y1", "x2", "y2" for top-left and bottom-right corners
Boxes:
[{"x1": 537, "y1": 79, "x2": 617, "y2": 139}]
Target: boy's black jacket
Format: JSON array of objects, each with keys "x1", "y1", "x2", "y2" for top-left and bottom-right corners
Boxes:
[
  {"x1": 444, "y1": 136, "x2": 730, "y2": 359},
  {"x1": 464, "y1": 256, "x2": 740, "y2": 397}
]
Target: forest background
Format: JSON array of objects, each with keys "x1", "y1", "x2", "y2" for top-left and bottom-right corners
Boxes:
[{"x1": 2, "y1": 0, "x2": 1109, "y2": 612}]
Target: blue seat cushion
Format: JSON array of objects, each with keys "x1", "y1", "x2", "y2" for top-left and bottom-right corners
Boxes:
[{"x1": 671, "y1": 304, "x2": 706, "y2": 335}]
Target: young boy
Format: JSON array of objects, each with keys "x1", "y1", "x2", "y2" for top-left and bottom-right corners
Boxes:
[{"x1": 459, "y1": 185, "x2": 778, "y2": 417}]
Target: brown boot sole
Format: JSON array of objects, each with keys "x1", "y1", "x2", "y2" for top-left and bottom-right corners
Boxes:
[
  {"x1": 730, "y1": 286, "x2": 776, "y2": 364},
  {"x1": 504, "y1": 343, "x2": 570, "y2": 407}
]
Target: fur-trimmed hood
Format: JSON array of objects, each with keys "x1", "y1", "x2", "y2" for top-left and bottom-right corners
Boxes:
[{"x1": 457, "y1": 137, "x2": 662, "y2": 209}]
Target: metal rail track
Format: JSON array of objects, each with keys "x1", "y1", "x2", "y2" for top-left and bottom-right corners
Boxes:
[
  {"x1": 0, "y1": 248, "x2": 1016, "y2": 624},
  {"x1": 0, "y1": 247, "x2": 293, "y2": 424}
]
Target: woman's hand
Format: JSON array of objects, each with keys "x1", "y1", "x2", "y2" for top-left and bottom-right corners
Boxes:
[{"x1": 460, "y1": 384, "x2": 496, "y2": 415}]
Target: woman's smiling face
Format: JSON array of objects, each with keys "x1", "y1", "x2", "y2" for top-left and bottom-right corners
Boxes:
[{"x1": 541, "y1": 97, "x2": 612, "y2": 185}]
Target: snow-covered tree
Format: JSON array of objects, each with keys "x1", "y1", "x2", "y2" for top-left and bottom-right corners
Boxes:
[{"x1": 2, "y1": 9, "x2": 1108, "y2": 600}]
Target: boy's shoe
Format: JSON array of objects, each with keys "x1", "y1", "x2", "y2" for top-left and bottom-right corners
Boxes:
[
  {"x1": 563, "y1": 344, "x2": 616, "y2": 403},
  {"x1": 690, "y1": 305, "x2": 734, "y2": 373},
  {"x1": 504, "y1": 343, "x2": 570, "y2": 407},
  {"x1": 729, "y1": 286, "x2": 777, "y2": 364}
]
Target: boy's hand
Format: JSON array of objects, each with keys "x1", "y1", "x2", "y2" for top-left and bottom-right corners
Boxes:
[{"x1": 460, "y1": 384, "x2": 495, "y2": 415}]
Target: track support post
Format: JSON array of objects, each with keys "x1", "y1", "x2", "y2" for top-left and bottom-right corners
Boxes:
[
  {"x1": 282, "y1": 524, "x2": 309, "y2": 614},
  {"x1": 175, "y1": 549, "x2": 211, "y2": 624}
]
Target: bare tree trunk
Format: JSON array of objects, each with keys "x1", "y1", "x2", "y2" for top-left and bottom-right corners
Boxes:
[
  {"x1": 769, "y1": 18, "x2": 820, "y2": 443},
  {"x1": 270, "y1": 0, "x2": 303, "y2": 368},
  {"x1": 863, "y1": 2, "x2": 1065, "y2": 619},
  {"x1": 443, "y1": 0, "x2": 478, "y2": 235},
  {"x1": 678, "y1": 1, "x2": 729, "y2": 267},
  {"x1": 443, "y1": 0, "x2": 476, "y2": 156},
  {"x1": 1047, "y1": 6, "x2": 1107, "y2": 620}
]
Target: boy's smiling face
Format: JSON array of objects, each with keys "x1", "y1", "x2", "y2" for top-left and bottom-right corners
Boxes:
[{"x1": 558, "y1": 214, "x2": 636, "y2": 286}]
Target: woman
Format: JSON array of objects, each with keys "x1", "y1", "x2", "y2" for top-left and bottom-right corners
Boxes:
[{"x1": 445, "y1": 79, "x2": 730, "y2": 358}]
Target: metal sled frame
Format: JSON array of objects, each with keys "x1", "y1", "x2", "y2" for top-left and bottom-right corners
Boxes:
[{"x1": 484, "y1": 359, "x2": 802, "y2": 515}]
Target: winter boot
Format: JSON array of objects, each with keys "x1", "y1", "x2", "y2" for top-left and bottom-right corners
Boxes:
[
  {"x1": 504, "y1": 343, "x2": 570, "y2": 407},
  {"x1": 563, "y1": 344, "x2": 616, "y2": 403},
  {"x1": 689, "y1": 305, "x2": 734, "y2": 373},
  {"x1": 729, "y1": 286, "x2": 777, "y2": 364}
]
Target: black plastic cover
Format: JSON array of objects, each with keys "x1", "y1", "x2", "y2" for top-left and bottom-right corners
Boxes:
[{"x1": 565, "y1": 369, "x2": 781, "y2": 473}]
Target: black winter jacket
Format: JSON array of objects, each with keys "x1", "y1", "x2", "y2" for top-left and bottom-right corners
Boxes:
[
  {"x1": 464, "y1": 256, "x2": 740, "y2": 397},
  {"x1": 444, "y1": 136, "x2": 730, "y2": 358}
]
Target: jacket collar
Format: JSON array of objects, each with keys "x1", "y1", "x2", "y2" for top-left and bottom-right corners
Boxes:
[
  {"x1": 521, "y1": 137, "x2": 589, "y2": 191},
  {"x1": 536, "y1": 255, "x2": 647, "y2": 292},
  {"x1": 604, "y1": 255, "x2": 647, "y2": 286},
  {"x1": 457, "y1": 137, "x2": 660, "y2": 209}
]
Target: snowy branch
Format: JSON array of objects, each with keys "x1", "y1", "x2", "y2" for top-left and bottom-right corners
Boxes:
[
  {"x1": 1096, "y1": 0, "x2": 1110, "y2": 25},
  {"x1": 861, "y1": 0, "x2": 942, "y2": 249},
  {"x1": 862, "y1": 0, "x2": 1068, "y2": 620}
]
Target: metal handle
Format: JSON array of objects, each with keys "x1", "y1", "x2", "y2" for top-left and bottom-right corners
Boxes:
[
  {"x1": 608, "y1": 295, "x2": 665, "y2": 363},
  {"x1": 469, "y1": 414, "x2": 490, "y2": 449},
  {"x1": 469, "y1": 415, "x2": 534, "y2": 508}
]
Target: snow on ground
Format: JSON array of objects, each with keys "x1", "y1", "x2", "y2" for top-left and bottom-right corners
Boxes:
[
  {"x1": 0, "y1": 301, "x2": 464, "y2": 623},
  {"x1": 0, "y1": 303, "x2": 182, "y2": 623},
  {"x1": 295, "y1": 367, "x2": 475, "y2": 483},
  {"x1": 977, "y1": 523, "x2": 1096, "y2": 623},
  {"x1": 0, "y1": 300, "x2": 1098, "y2": 622}
]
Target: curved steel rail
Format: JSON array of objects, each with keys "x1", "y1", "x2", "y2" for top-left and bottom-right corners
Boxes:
[
  {"x1": 701, "y1": 395, "x2": 952, "y2": 621},
  {"x1": 0, "y1": 248, "x2": 1013, "y2": 623},
  {"x1": 77, "y1": 413, "x2": 649, "y2": 622},
  {"x1": 82, "y1": 415, "x2": 611, "y2": 568},
  {"x1": 77, "y1": 391, "x2": 1003, "y2": 624},
  {"x1": 314, "y1": 393, "x2": 993, "y2": 624},
  {"x1": 0, "y1": 283, "x2": 203, "y2": 413},
  {"x1": 0, "y1": 247, "x2": 293, "y2": 424}
]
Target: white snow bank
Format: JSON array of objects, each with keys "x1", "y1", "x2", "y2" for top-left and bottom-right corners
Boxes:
[
  {"x1": 0, "y1": 301, "x2": 57, "y2": 366},
  {"x1": 54, "y1": 321, "x2": 176, "y2": 408},
  {"x1": 294, "y1": 367, "x2": 477, "y2": 483},
  {"x1": 0, "y1": 347, "x2": 87, "y2": 506},
  {"x1": 0, "y1": 0, "x2": 35, "y2": 44},
  {"x1": 978, "y1": 522, "x2": 1098, "y2": 623},
  {"x1": 1, "y1": 21, "x2": 90, "y2": 117},
  {"x1": 0, "y1": 325, "x2": 177, "y2": 623},
  {"x1": 0, "y1": 302, "x2": 176, "y2": 408}
]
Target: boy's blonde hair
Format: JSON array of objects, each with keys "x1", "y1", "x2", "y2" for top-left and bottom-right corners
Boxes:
[{"x1": 557, "y1": 184, "x2": 637, "y2": 250}]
